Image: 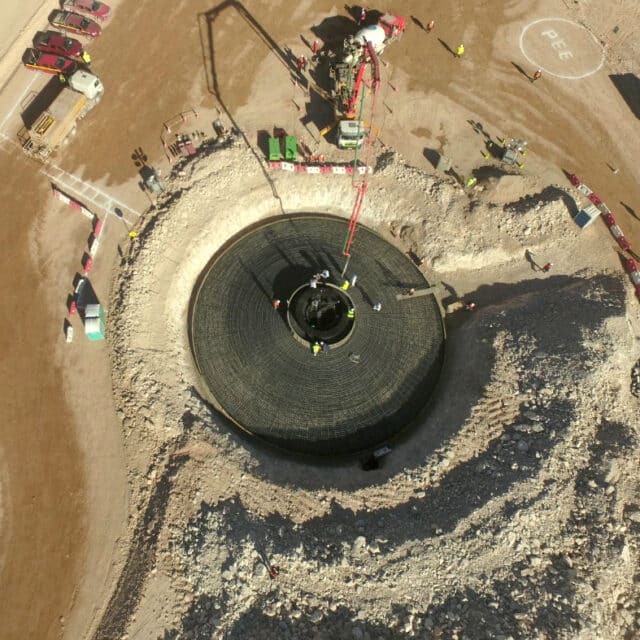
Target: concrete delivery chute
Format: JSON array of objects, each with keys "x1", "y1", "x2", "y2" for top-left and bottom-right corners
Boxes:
[{"x1": 19, "y1": 69, "x2": 104, "y2": 160}]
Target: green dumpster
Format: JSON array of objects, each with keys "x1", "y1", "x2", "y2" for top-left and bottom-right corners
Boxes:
[
  {"x1": 285, "y1": 135, "x2": 297, "y2": 161},
  {"x1": 268, "y1": 137, "x2": 282, "y2": 161}
]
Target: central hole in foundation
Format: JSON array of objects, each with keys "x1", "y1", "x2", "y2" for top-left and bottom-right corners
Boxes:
[{"x1": 288, "y1": 283, "x2": 354, "y2": 345}]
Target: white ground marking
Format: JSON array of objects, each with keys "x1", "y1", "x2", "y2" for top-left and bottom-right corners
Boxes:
[
  {"x1": 0, "y1": 74, "x2": 37, "y2": 134},
  {"x1": 43, "y1": 163, "x2": 140, "y2": 225},
  {"x1": 519, "y1": 17, "x2": 605, "y2": 80},
  {"x1": 1, "y1": 133, "x2": 140, "y2": 225},
  {"x1": 1, "y1": 82, "x2": 141, "y2": 226},
  {"x1": 0, "y1": 131, "x2": 20, "y2": 152}
]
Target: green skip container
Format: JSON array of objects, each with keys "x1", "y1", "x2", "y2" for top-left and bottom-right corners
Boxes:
[
  {"x1": 268, "y1": 136, "x2": 282, "y2": 161},
  {"x1": 85, "y1": 304, "x2": 106, "y2": 341}
]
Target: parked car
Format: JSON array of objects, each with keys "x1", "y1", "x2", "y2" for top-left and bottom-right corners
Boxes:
[
  {"x1": 63, "y1": 0, "x2": 111, "y2": 21},
  {"x1": 22, "y1": 48, "x2": 77, "y2": 75},
  {"x1": 33, "y1": 31, "x2": 83, "y2": 58},
  {"x1": 49, "y1": 10, "x2": 101, "y2": 39}
]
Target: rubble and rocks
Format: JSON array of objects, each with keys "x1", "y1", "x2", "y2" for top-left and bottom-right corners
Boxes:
[{"x1": 106, "y1": 146, "x2": 640, "y2": 640}]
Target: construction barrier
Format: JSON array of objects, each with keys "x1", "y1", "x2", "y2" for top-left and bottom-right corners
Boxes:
[
  {"x1": 626, "y1": 258, "x2": 640, "y2": 299},
  {"x1": 602, "y1": 213, "x2": 632, "y2": 251},
  {"x1": 268, "y1": 161, "x2": 372, "y2": 175},
  {"x1": 52, "y1": 185, "x2": 94, "y2": 221},
  {"x1": 93, "y1": 218, "x2": 103, "y2": 237},
  {"x1": 569, "y1": 173, "x2": 633, "y2": 251},
  {"x1": 569, "y1": 172, "x2": 638, "y2": 301},
  {"x1": 89, "y1": 237, "x2": 100, "y2": 258},
  {"x1": 587, "y1": 192, "x2": 603, "y2": 206}
]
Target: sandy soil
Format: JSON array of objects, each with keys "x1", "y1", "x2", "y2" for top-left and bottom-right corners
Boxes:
[{"x1": 0, "y1": 0, "x2": 639, "y2": 638}]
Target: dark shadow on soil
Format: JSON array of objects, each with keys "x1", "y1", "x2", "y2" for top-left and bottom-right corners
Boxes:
[
  {"x1": 567, "y1": 419, "x2": 636, "y2": 593},
  {"x1": 620, "y1": 201, "x2": 640, "y2": 221},
  {"x1": 20, "y1": 74, "x2": 64, "y2": 128},
  {"x1": 525, "y1": 249, "x2": 542, "y2": 272},
  {"x1": 301, "y1": 85, "x2": 336, "y2": 138},
  {"x1": 471, "y1": 164, "x2": 515, "y2": 181},
  {"x1": 313, "y1": 14, "x2": 358, "y2": 49},
  {"x1": 423, "y1": 147, "x2": 440, "y2": 168},
  {"x1": 438, "y1": 38, "x2": 455, "y2": 56},
  {"x1": 511, "y1": 61, "x2": 531, "y2": 81},
  {"x1": 506, "y1": 185, "x2": 578, "y2": 218},
  {"x1": 160, "y1": 601, "x2": 404, "y2": 640},
  {"x1": 610, "y1": 73, "x2": 640, "y2": 119},
  {"x1": 411, "y1": 15, "x2": 426, "y2": 31}
]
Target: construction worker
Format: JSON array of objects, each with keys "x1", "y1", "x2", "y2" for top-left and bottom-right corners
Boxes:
[
  {"x1": 312, "y1": 341, "x2": 321, "y2": 356},
  {"x1": 81, "y1": 51, "x2": 91, "y2": 64},
  {"x1": 407, "y1": 288, "x2": 416, "y2": 296},
  {"x1": 359, "y1": 7, "x2": 367, "y2": 25},
  {"x1": 465, "y1": 177, "x2": 477, "y2": 189},
  {"x1": 272, "y1": 298, "x2": 281, "y2": 309},
  {"x1": 312, "y1": 40, "x2": 319, "y2": 55},
  {"x1": 321, "y1": 340, "x2": 330, "y2": 353},
  {"x1": 350, "y1": 274, "x2": 358, "y2": 287},
  {"x1": 532, "y1": 69, "x2": 542, "y2": 83},
  {"x1": 427, "y1": 20, "x2": 435, "y2": 32},
  {"x1": 455, "y1": 44, "x2": 465, "y2": 58},
  {"x1": 340, "y1": 279, "x2": 350, "y2": 291},
  {"x1": 542, "y1": 262, "x2": 554, "y2": 273},
  {"x1": 309, "y1": 276, "x2": 319, "y2": 288},
  {"x1": 373, "y1": 302, "x2": 382, "y2": 311},
  {"x1": 465, "y1": 301, "x2": 477, "y2": 311},
  {"x1": 347, "y1": 307, "x2": 355, "y2": 319}
]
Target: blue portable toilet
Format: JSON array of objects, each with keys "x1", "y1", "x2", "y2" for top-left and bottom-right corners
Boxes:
[{"x1": 574, "y1": 203, "x2": 601, "y2": 229}]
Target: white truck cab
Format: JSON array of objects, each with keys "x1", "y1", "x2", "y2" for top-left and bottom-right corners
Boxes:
[
  {"x1": 68, "y1": 70, "x2": 104, "y2": 101},
  {"x1": 337, "y1": 120, "x2": 366, "y2": 149}
]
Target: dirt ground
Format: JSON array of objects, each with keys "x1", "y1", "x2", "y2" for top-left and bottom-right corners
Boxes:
[{"x1": 0, "y1": 0, "x2": 639, "y2": 639}]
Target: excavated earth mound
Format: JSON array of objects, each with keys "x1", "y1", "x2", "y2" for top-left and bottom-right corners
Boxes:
[{"x1": 105, "y1": 144, "x2": 640, "y2": 640}]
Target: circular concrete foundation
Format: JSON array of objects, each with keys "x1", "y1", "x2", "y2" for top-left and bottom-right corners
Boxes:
[{"x1": 190, "y1": 214, "x2": 445, "y2": 456}]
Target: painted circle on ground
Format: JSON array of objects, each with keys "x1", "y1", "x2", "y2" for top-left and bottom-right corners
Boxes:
[{"x1": 519, "y1": 18, "x2": 604, "y2": 80}]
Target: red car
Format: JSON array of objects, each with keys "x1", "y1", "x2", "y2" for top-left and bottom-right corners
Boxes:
[
  {"x1": 49, "y1": 10, "x2": 101, "y2": 39},
  {"x1": 33, "y1": 31, "x2": 83, "y2": 58},
  {"x1": 63, "y1": 0, "x2": 111, "y2": 21},
  {"x1": 23, "y1": 48, "x2": 77, "y2": 75}
]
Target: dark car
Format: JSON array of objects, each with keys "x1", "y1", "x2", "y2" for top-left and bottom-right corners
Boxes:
[
  {"x1": 34, "y1": 31, "x2": 83, "y2": 58},
  {"x1": 49, "y1": 10, "x2": 101, "y2": 39},
  {"x1": 23, "y1": 48, "x2": 78, "y2": 75},
  {"x1": 63, "y1": 0, "x2": 111, "y2": 21}
]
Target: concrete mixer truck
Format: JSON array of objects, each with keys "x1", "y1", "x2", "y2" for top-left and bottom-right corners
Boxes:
[
  {"x1": 345, "y1": 13, "x2": 406, "y2": 61},
  {"x1": 328, "y1": 14, "x2": 405, "y2": 148}
]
